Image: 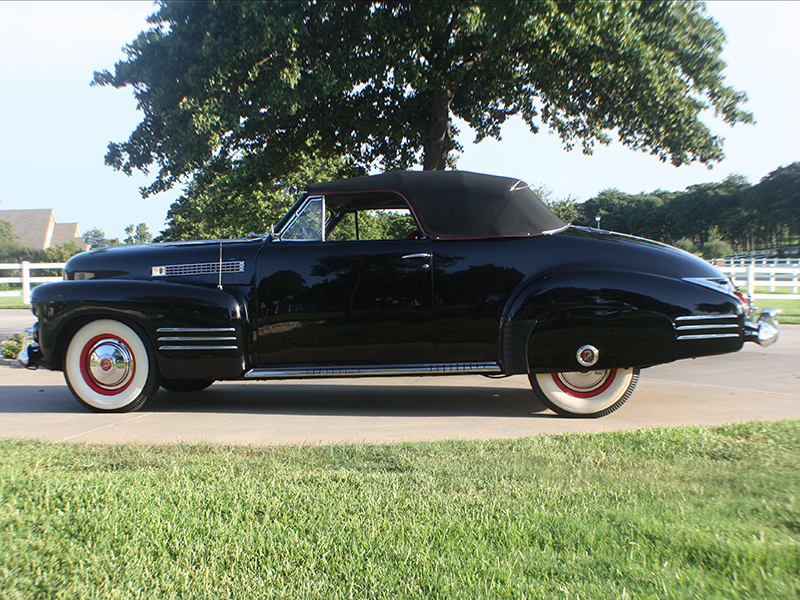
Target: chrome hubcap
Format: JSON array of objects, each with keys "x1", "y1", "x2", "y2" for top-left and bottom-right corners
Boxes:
[
  {"x1": 556, "y1": 370, "x2": 610, "y2": 393},
  {"x1": 87, "y1": 339, "x2": 134, "y2": 390}
]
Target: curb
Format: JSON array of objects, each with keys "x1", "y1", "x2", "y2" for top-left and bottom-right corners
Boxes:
[{"x1": 0, "y1": 358, "x2": 23, "y2": 368}]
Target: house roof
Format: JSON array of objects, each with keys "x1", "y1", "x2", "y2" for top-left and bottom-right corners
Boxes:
[
  {"x1": 51, "y1": 222, "x2": 83, "y2": 248},
  {"x1": 0, "y1": 209, "x2": 86, "y2": 251}
]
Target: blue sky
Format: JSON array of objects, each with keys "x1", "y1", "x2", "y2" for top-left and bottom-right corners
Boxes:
[{"x1": 1, "y1": 1, "x2": 798, "y2": 240}]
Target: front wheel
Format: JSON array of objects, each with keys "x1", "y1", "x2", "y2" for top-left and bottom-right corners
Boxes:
[
  {"x1": 529, "y1": 368, "x2": 640, "y2": 418},
  {"x1": 64, "y1": 319, "x2": 160, "y2": 413}
]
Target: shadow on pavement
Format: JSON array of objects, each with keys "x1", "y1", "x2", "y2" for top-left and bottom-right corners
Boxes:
[{"x1": 0, "y1": 380, "x2": 554, "y2": 418}]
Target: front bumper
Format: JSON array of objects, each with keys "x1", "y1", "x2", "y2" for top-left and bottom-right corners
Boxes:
[
  {"x1": 17, "y1": 325, "x2": 40, "y2": 368},
  {"x1": 743, "y1": 308, "x2": 780, "y2": 347}
]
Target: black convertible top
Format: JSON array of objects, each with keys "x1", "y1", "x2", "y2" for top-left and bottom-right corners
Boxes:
[{"x1": 305, "y1": 171, "x2": 565, "y2": 239}]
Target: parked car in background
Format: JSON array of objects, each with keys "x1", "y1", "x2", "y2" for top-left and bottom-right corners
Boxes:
[{"x1": 23, "y1": 171, "x2": 779, "y2": 417}]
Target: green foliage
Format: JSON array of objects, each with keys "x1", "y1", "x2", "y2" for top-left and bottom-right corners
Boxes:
[
  {"x1": 124, "y1": 223, "x2": 153, "y2": 244},
  {"x1": 576, "y1": 188, "x2": 669, "y2": 241},
  {"x1": 673, "y1": 238, "x2": 698, "y2": 254},
  {"x1": 0, "y1": 220, "x2": 21, "y2": 259},
  {"x1": 159, "y1": 154, "x2": 360, "y2": 241},
  {"x1": 328, "y1": 210, "x2": 418, "y2": 242},
  {"x1": 702, "y1": 238, "x2": 734, "y2": 259},
  {"x1": 755, "y1": 162, "x2": 800, "y2": 242},
  {"x1": 95, "y1": 0, "x2": 750, "y2": 202},
  {"x1": 83, "y1": 227, "x2": 105, "y2": 240},
  {"x1": 1, "y1": 422, "x2": 799, "y2": 598},
  {"x1": 1, "y1": 333, "x2": 23, "y2": 358},
  {"x1": 575, "y1": 165, "x2": 800, "y2": 254},
  {"x1": 531, "y1": 184, "x2": 579, "y2": 224},
  {"x1": 0, "y1": 237, "x2": 82, "y2": 265},
  {"x1": 84, "y1": 227, "x2": 122, "y2": 246}
]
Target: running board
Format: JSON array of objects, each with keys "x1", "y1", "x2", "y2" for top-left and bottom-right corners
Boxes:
[{"x1": 244, "y1": 362, "x2": 502, "y2": 379}]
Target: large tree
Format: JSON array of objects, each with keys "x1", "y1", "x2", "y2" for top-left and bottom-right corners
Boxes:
[
  {"x1": 95, "y1": 0, "x2": 752, "y2": 200},
  {"x1": 753, "y1": 162, "x2": 800, "y2": 249}
]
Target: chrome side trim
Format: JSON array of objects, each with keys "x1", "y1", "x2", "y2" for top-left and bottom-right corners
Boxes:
[
  {"x1": 156, "y1": 327, "x2": 235, "y2": 333},
  {"x1": 681, "y1": 277, "x2": 735, "y2": 295},
  {"x1": 674, "y1": 315, "x2": 736, "y2": 322},
  {"x1": 157, "y1": 336, "x2": 237, "y2": 342},
  {"x1": 155, "y1": 327, "x2": 239, "y2": 351},
  {"x1": 159, "y1": 346, "x2": 239, "y2": 351},
  {"x1": 244, "y1": 362, "x2": 502, "y2": 379},
  {"x1": 676, "y1": 334, "x2": 740, "y2": 341},
  {"x1": 675, "y1": 324, "x2": 739, "y2": 331}
]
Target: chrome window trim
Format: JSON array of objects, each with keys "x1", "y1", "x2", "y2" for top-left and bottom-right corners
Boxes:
[{"x1": 279, "y1": 195, "x2": 326, "y2": 242}]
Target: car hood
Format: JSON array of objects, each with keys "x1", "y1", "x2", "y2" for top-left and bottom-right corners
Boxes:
[{"x1": 64, "y1": 239, "x2": 263, "y2": 282}]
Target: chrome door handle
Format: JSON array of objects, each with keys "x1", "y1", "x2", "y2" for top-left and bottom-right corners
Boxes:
[
  {"x1": 401, "y1": 253, "x2": 432, "y2": 260},
  {"x1": 402, "y1": 253, "x2": 431, "y2": 270}
]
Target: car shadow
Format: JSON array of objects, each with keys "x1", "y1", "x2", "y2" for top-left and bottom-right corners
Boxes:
[
  {"x1": 0, "y1": 380, "x2": 554, "y2": 418},
  {"x1": 151, "y1": 381, "x2": 553, "y2": 417}
]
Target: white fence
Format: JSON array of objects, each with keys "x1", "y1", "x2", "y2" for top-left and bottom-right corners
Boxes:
[
  {"x1": 716, "y1": 263, "x2": 800, "y2": 299},
  {"x1": 1, "y1": 260, "x2": 797, "y2": 304},
  {"x1": 725, "y1": 249, "x2": 800, "y2": 265},
  {"x1": 0, "y1": 262, "x2": 66, "y2": 304}
]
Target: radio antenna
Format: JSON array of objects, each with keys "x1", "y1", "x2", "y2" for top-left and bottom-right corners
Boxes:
[{"x1": 218, "y1": 238, "x2": 223, "y2": 290}]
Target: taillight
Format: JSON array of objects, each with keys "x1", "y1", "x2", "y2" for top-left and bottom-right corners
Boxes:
[{"x1": 733, "y1": 289, "x2": 751, "y2": 313}]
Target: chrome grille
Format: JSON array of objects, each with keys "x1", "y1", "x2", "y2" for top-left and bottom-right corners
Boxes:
[{"x1": 151, "y1": 261, "x2": 244, "y2": 277}]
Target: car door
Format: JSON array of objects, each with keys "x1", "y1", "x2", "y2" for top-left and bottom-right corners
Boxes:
[{"x1": 255, "y1": 238, "x2": 435, "y2": 365}]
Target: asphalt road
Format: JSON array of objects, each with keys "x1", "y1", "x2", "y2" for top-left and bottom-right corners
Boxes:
[{"x1": 1, "y1": 309, "x2": 798, "y2": 445}]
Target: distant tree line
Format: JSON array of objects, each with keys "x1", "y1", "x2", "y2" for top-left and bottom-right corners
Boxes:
[{"x1": 543, "y1": 162, "x2": 800, "y2": 259}]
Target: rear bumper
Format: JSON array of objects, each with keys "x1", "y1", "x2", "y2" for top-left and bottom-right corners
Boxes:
[{"x1": 744, "y1": 308, "x2": 780, "y2": 347}]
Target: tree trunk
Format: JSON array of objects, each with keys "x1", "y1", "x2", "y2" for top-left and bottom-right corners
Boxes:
[{"x1": 422, "y1": 88, "x2": 453, "y2": 171}]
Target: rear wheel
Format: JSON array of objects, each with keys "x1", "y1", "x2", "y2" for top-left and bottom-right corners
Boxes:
[
  {"x1": 529, "y1": 368, "x2": 639, "y2": 418},
  {"x1": 160, "y1": 378, "x2": 214, "y2": 393},
  {"x1": 64, "y1": 319, "x2": 160, "y2": 413}
]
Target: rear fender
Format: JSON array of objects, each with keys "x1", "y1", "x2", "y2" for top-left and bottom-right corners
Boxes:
[
  {"x1": 500, "y1": 269, "x2": 711, "y2": 373},
  {"x1": 31, "y1": 280, "x2": 249, "y2": 380}
]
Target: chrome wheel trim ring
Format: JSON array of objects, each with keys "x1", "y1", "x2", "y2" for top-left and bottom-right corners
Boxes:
[{"x1": 554, "y1": 370, "x2": 614, "y2": 397}]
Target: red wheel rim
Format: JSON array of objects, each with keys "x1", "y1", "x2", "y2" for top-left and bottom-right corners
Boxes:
[{"x1": 79, "y1": 334, "x2": 136, "y2": 396}]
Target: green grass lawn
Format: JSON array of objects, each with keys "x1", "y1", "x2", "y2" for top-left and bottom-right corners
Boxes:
[
  {"x1": 0, "y1": 297, "x2": 28, "y2": 309},
  {"x1": 1, "y1": 421, "x2": 798, "y2": 599},
  {"x1": 750, "y1": 296, "x2": 800, "y2": 324}
]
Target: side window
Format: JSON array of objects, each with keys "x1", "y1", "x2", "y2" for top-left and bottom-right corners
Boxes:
[
  {"x1": 281, "y1": 197, "x2": 324, "y2": 241},
  {"x1": 328, "y1": 208, "x2": 419, "y2": 241}
]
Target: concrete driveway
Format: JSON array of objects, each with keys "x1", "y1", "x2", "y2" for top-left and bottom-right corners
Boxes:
[{"x1": 1, "y1": 308, "x2": 798, "y2": 445}]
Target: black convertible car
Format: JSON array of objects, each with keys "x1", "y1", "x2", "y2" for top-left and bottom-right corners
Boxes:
[{"x1": 24, "y1": 171, "x2": 779, "y2": 417}]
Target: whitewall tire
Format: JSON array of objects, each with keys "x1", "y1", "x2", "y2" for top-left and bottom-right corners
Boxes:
[
  {"x1": 529, "y1": 368, "x2": 639, "y2": 418},
  {"x1": 64, "y1": 319, "x2": 160, "y2": 412}
]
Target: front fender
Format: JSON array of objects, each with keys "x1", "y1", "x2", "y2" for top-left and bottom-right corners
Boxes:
[{"x1": 30, "y1": 280, "x2": 249, "y2": 379}]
